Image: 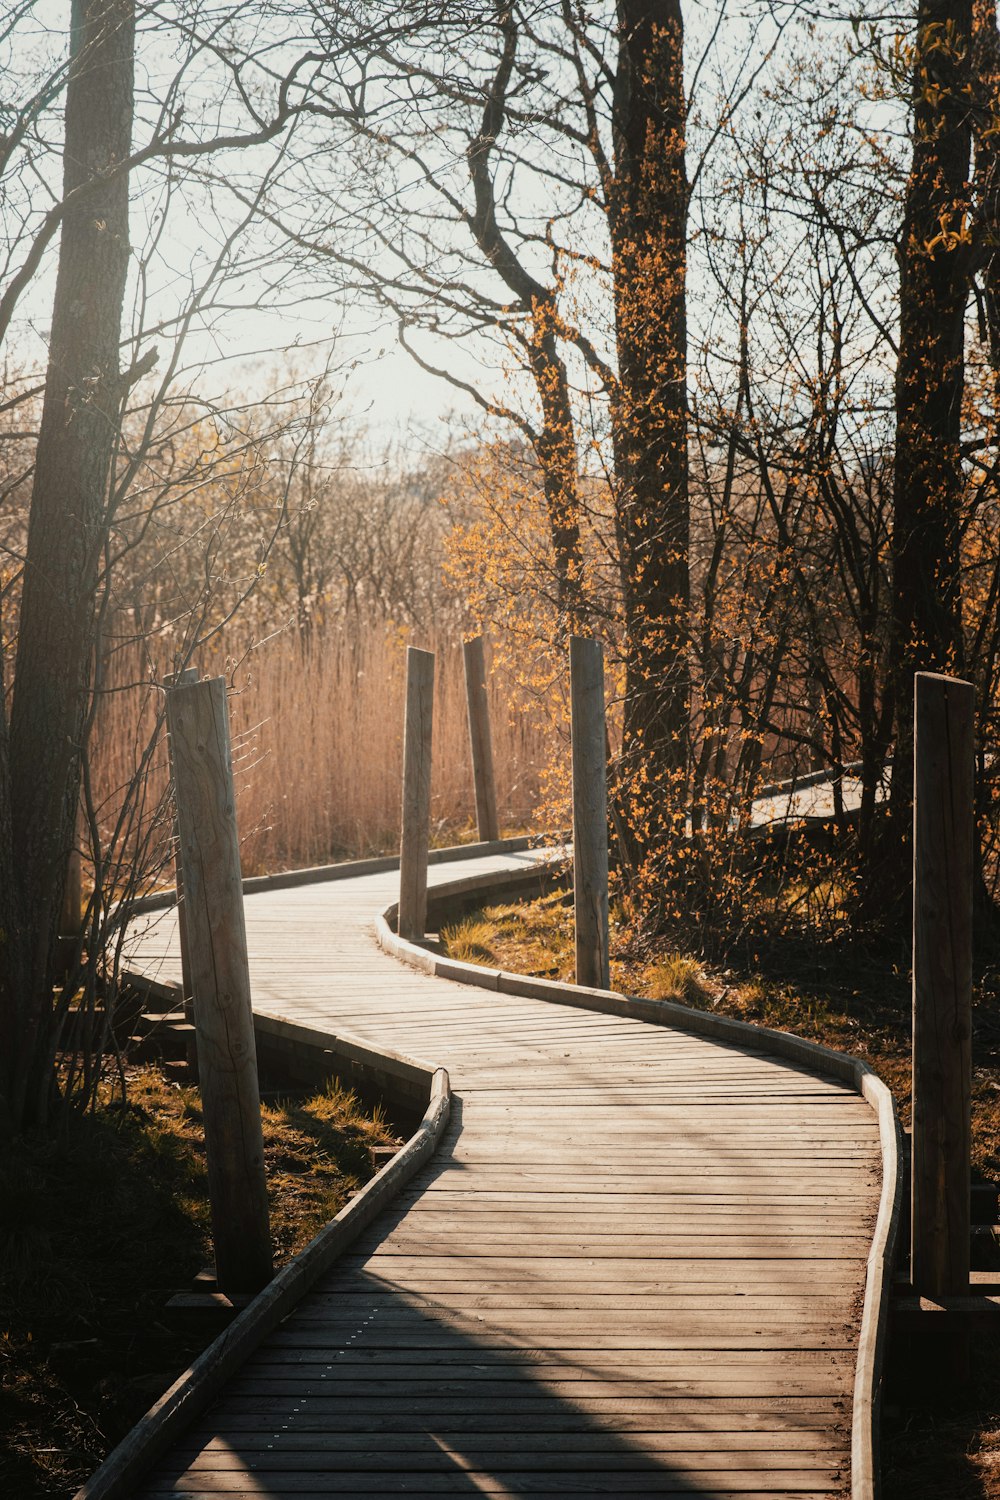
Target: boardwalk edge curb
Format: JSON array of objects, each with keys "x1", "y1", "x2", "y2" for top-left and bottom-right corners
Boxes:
[
  {"x1": 73, "y1": 1023, "x2": 451, "y2": 1500},
  {"x1": 376, "y1": 849, "x2": 903, "y2": 1500}
]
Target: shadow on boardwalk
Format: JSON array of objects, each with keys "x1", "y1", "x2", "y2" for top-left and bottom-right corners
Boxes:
[
  {"x1": 145, "y1": 1261, "x2": 846, "y2": 1496},
  {"x1": 144, "y1": 1117, "x2": 850, "y2": 1498}
]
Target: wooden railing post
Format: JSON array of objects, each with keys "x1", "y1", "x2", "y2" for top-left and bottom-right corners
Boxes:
[
  {"x1": 165, "y1": 676, "x2": 273, "y2": 1293},
  {"x1": 911, "y1": 671, "x2": 974, "y2": 1300},
  {"x1": 165, "y1": 665, "x2": 199, "y2": 1017},
  {"x1": 463, "y1": 635, "x2": 499, "y2": 844},
  {"x1": 570, "y1": 636, "x2": 609, "y2": 990},
  {"x1": 399, "y1": 646, "x2": 435, "y2": 941},
  {"x1": 57, "y1": 825, "x2": 84, "y2": 983},
  {"x1": 61, "y1": 843, "x2": 82, "y2": 940}
]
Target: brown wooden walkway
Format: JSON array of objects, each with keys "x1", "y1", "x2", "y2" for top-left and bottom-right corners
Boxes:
[{"x1": 124, "y1": 848, "x2": 885, "y2": 1498}]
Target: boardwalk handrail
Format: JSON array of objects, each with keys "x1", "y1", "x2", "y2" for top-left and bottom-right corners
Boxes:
[{"x1": 376, "y1": 854, "x2": 904, "y2": 1500}]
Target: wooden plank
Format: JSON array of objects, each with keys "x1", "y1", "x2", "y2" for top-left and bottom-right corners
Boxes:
[
  {"x1": 275, "y1": 1294, "x2": 856, "y2": 1315},
  {"x1": 200, "y1": 1398, "x2": 846, "y2": 1425},
  {"x1": 194, "y1": 1391, "x2": 848, "y2": 1416},
  {"x1": 360, "y1": 1237, "x2": 872, "y2": 1259},
  {"x1": 143, "y1": 1484, "x2": 842, "y2": 1499},
  {"x1": 273, "y1": 1303, "x2": 853, "y2": 1327},
  {"x1": 180, "y1": 1422, "x2": 845, "y2": 1447},
  {"x1": 225, "y1": 1377, "x2": 852, "y2": 1404},
  {"x1": 161, "y1": 1449, "x2": 845, "y2": 1475},
  {"x1": 357, "y1": 1267, "x2": 866, "y2": 1288},
  {"x1": 236, "y1": 1353, "x2": 855, "y2": 1378}
]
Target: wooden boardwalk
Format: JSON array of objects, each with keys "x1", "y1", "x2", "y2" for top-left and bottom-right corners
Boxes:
[{"x1": 124, "y1": 847, "x2": 885, "y2": 1499}]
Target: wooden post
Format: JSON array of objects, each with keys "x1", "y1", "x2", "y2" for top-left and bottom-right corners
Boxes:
[
  {"x1": 165, "y1": 665, "x2": 199, "y2": 1018},
  {"x1": 463, "y1": 635, "x2": 499, "y2": 843},
  {"x1": 165, "y1": 676, "x2": 273, "y2": 1293},
  {"x1": 570, "y1": 636, "x2": 610, "y2": 990},
  {"x1": 57, "y1": 831, "x2": 83, "y2": 980},
  {"x1": 399, "y1": 646, "x2": 435, "y2": 942},
  {"x1": 61, "y1": 845, "x2": 82, "y2": 939},
  {"x1": 911, "y1": 671, "x2": 974, "y2": 1301}
]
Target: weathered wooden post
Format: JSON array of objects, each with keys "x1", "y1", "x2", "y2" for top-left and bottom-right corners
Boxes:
[
  {"x1": 165, "y1": 676, "x2": 273, "y2": 1293},
  {"x1": 165, "y1": 665, "x2": 199, "y2": 1017},
  {"x1": 61, "y1": 844, "x2": 82, "y2": 942},
  {"x1": 399, "y1": 646, "x2": 435, "y2": 941},
  {"x1": 911, "y1": 671, "x2": 974, "y2": 1303},
  {"x1": 570, "y1": 636, "x2": 610, "y2": 990},
  {"x1": 463, "y1": 634, "x2": 499, "y2": 844},
  {"x1": 57, "y1": 832, "x2": 83, "y2": 984}
]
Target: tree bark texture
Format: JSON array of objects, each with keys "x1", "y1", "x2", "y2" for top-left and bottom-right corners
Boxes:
[
  {"x1": 466, "y1": 7, "x2": 585, "y2": 629},
  {"x1": 973, "y1": 0, "x2": 1000, "y2": 398},
  {"x1": 1, "y1": 0, "x2": 134, "y2": 1128},
  {"x1": 890, "y1": 0, "x2": 973, "y2": 830},
  {"x1": 610, "y1": 0, "x2": 691, "y2": 870}
]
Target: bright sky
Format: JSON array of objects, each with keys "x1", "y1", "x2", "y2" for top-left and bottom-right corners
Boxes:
[{"x1": 4, "y1": 1, "x2": 896, "y2": 457}]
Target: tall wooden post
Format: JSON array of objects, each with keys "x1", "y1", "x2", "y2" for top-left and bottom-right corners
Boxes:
[
  {"x1": 165, "y1": 676, "x2": 273, "y2": 1293},
  {"x1": 570, "y1": 636, "x2": 610, "y2": 990},
  {"x1": 165, "y1": 665, "x2": 199, "y2": 1017},
  {"x1": 399, "y1": 646, "x2": 435, "y2": 941},
  {"x1": 463, "y1": 635, "x2": 499, "y2": 843},
  {"x1": 61, "y1": 844, "x2": 82, "y2": 939},
  {"x1": 57, "y1": 830, "x2": 83, "y2": 981},
  {"x1": 911, "y1": 671, "x2": 974, "y2": 1300}
]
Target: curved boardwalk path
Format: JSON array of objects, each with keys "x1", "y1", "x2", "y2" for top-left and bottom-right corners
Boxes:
[{"x1": 125, "y1": 848, "x2": 883, "y2": 1499}]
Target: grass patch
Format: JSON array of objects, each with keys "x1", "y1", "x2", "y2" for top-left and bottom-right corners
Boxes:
[
  {"x1": 443, "y1": 891, "x2": 575, "y2": 978},
  {"x1": 0, "y1": 1064, "x2": 396, "y2": 1498},
  {"x1": 439, "y1": 918, "x2": 499, "y2": 965},
  {"x1": 640, "y1": 952, "x2": 712, "y2": 1007}
]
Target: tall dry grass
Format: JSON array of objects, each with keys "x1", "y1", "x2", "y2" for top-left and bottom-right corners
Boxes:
[{"x1": 90, "y1": 624, "x2": 552, "y2": 884}]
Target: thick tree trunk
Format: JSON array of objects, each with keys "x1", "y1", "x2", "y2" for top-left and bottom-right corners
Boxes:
[
  {"x1": 889, "y1": 0, "x2": 972, "y2": 847},
  {"x1": 0, "y1": 625, "x2": 17, "y2": 1138},
  {"x1": 609, "y1": 0, "x2": 690, "y2": 873},
  {"x1": 0, "y1": 0, "x2": 134, "y2": 1130},
  {"x1": 974, "y1": 0, "x2": 1000, "y2": 395},
  {"x1": 971, "y1": 0, "x2": 1000, "y2": 924}
]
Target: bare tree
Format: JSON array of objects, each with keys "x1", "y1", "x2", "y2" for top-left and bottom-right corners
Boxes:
[
  {"x1": 0, "y1": 0, "x2": 337, "y2": 1131},
  {"x1": 889, "y1": 0, "x2": 973, "y2": 858}
]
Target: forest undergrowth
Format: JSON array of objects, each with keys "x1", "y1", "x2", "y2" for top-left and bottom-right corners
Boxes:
[{"x1": 0, "y1": 1065, "x2": 397, "y2": 1499}]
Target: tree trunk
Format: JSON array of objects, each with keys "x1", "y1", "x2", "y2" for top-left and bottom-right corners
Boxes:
[
  {"x1": 0, "y1": 0, "x2": 134, "y2": 1131},
  {"x1": 971, "y1": 0, "x2": 1000, "y2": 924},
  {"x1": 466, "y1": 10, "x2": 586, "y2": 631},
  {"x1": 973, "y1": 0, "x2": 1000, "y2": 402},
  {"x1": 525, "y1": 303, "x2": 586, "y2": 631},
  {"x1": 609, "y1": 0, "x2": 691, "y2": 875},
  {"x1": 889, "y1": 0, "x2": 972, "y2": 851}
]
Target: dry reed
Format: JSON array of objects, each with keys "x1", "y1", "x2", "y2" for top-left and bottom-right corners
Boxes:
[{"x1": 89, "y1": 625, "x2": 551, "y2": 884}]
